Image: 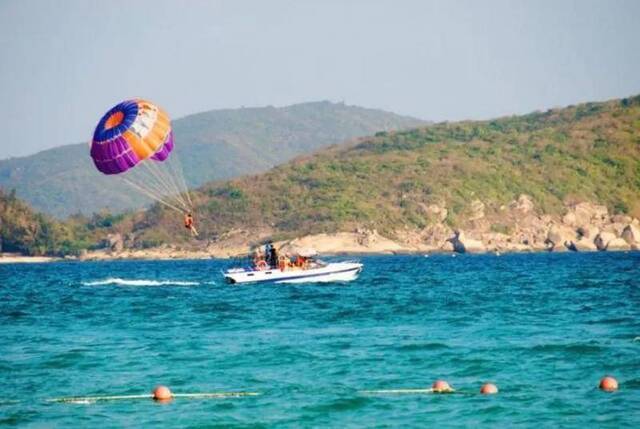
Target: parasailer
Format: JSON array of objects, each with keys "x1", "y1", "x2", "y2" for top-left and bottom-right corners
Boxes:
[
  {"x1": 90, "y1": 99, "x2": 196, "y2": 236},
  {"x1": 184, "y1": 212, "x2": 198, "y2": 236}
]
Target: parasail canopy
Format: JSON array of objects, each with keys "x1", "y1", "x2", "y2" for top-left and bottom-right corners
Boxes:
[
  {"x1": 91, "y1": 99, "x2": 173, "y2": 175},
  {"x1": 89, "y1": 99, "x2": 193, "y2": 216}
]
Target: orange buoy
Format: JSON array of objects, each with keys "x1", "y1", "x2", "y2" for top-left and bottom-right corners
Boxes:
[
  {"x1": 153, "y1": 385, "x2": 173, "y2": 401},
  {"x1": 599, "y1": 376, "x2": 618, "y2": 392},
  {"x1": 480, "y1": 383, "x2": 498, "y2": 395},
  {"x1": 432, "y1": 380, "x2": 452, "y2": 393}
]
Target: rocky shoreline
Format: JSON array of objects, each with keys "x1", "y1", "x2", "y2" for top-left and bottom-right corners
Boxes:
[
  {"x1": 2, "y1": 195, "x2": 639, "y2": 263},
  {"x1": 191, "y1": 194, "x2": 639, "y2": 257},
  {"x1": 0, "y1": 254, "x2": 60, "y2": 264},
  {"x1": 409, "y1": 195, "x2": 640, "y2": 254}
]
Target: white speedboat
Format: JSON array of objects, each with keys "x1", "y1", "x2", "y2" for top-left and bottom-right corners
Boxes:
[{"x1": 224, "y1": 260, "x2": 363, "y2": 284}]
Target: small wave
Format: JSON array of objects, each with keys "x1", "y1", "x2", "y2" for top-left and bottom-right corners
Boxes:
[
  {"x1": 397, "y1": 342, "x2": 451, "y2": 352},
  {"x1": 529, "y1": 343, "x2": 604, "y2": 354},
  {"x1": 82, "y1": 278, "x2": 200, "y2": 287}
]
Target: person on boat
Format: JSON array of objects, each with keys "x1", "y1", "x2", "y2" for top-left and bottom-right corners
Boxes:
[
  {"x1": 253, "y1": 246, "x2": 268, "y2": 270},
  {"x1": 252, "y1": 249, "x2": 262, "y2": 266},
  {"x1": 184, "y1": 212, "x2": 198, "y2": 236},
  {"x1": 269, "y1": 245, "x2": 278, "y2": 268},
  {"x1": 278, "y1": 254, "x2": 289, "y2": 271},
  {"x1": 264, "y1": 242, "x2": 273, "y2": 267},
  {"x1": 295, "y1": 255, "x2": 308, "y2": 270}
]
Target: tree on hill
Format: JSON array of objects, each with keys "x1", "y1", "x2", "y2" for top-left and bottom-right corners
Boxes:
[{"x1": 0, "y1": 188, "x2": 98, "y2": 256}]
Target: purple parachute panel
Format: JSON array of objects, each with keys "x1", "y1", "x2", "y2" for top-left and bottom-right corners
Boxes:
[
  {"x1": 90, "y1": 136, "x2": 140, "y2": 175},
  {"x1": 150, "y1": 131, "x2": 174, "y2": 162}
]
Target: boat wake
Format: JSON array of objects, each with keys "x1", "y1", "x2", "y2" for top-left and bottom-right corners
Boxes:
[{"x1": 82, "y1": 278, "x2": 201, "y2": 287}]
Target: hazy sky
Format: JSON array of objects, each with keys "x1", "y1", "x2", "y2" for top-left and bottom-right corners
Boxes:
[{"x1": 1, "y1": 0, "x2": 639, "y2": 159}]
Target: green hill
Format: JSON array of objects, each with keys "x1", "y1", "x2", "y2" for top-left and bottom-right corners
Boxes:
[
  {"x1": 0, "y1": 188, "x2": 97, "y2": 256},
  {"x1": 3, "y1": 95, "x2": 639, "y2": 256},
  {"x1": 130, "y1": 95, "x2": 640, "y2": 245},
  {"x1": 0, "y1": 101, "x2": 424, "y2": 218}
]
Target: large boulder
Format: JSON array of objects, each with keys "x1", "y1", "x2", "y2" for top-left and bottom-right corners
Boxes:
[
  {"x1": 448, "y1": 230, "x2": 486, "y2": 253},
  {"x1": 578, "y1": 202, "x2": 609, "y2": 222},
  {"x1": 606, "y1": 238, "x2": 631, "y2": 251},
  {"x1": 621, "y1": 224, "x2": 640, "y2": 249},
  {"x1": 577, "y1": 225, "x2": 599, "y2": 241},
  {"x1": 563, "y1": 202, "x2": 609, "y2": 227},
  {"x1": 571, "y1": 238, "x2": 597, "y2": 251},
  {"x1": 594, "y1": 231, "x2": 617, "y2": 251},
  {"x1": 562, "y1": 211, "x2": 577, "y2": 226},
  {"x1": 516, "y1": 227, "x2": 548, "y2": 249},
  {"x1": 105, "y1": 233, "x2": 124, "y2": 253},
  {"x1": 546, "y1": 225, "x2": 575, "y2": 251},
  {"x1": 602, "y1": 222, "x2": 627, "y2": 237},
  {"x1": 512, "y1": 212, "x2": 551, "y2": 250}
]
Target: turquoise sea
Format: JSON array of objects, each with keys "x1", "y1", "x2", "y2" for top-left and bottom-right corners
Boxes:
[{"x1": 1, "y1": 252, "x2": 639, "y2": 427}]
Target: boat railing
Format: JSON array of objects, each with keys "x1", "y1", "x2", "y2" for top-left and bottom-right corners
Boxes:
[{"x1": 338, "y1": 259, "x2": 360, "y2": 264}]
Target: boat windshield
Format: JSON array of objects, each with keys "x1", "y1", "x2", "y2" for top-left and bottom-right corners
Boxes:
[{"x1": 309, "y1": 257, "x2": 327, "y2": 268}]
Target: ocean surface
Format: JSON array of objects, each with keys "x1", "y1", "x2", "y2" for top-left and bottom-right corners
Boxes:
[{"x1": 1, "y1": 252, "x2": 639, "y2": 428}]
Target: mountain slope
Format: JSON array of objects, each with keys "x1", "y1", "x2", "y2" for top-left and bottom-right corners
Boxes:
[
  {"x1": 0, "y1": 101, "x2": 424, "y2": 217},
  {"x1": 0, "y1": 188, "x2": 96, "y2": 256},
  {"x1": 130, "y1": 95, "x2": 640, "y2": 245}
]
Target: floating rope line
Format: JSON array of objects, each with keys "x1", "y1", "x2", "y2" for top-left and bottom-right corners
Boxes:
[
  {"x1": 359, "y1": 388, "x2": 458, "y2": 395},
  {"x1": 48, "y1": 391, "x2": 260, "y2": 404},
  {"x1": 359, "y1": 388, "x2": 434, "y2": 395},
  {"x1": 173, "y1": 392, "x2": 259, "y2": 399}
]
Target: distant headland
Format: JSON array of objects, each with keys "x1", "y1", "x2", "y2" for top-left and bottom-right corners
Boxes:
[{"x1": 1, "y1": 95, "x2": 639, "y2": 261}]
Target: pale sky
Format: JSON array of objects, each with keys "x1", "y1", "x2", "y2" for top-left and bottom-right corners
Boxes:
[{"x1": 0, "y1": 0, "x2": 639, "y2": 159}]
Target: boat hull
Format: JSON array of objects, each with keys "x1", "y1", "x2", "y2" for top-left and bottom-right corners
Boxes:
[{"x1": 224, "y1": 262, "x2": 362, "y2": 284}]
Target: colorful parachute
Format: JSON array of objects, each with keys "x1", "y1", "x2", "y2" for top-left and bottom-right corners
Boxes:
[
  {"x1": 91, "y1": 99, "x2": 173, "y2": 174},
  {"x1": 90, "y1": 99, "x2": 192, "y2": 214}
]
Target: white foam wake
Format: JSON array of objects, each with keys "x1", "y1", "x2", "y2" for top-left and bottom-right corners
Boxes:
[{"x1": 82, "y1": 278, "x2": 200, "y2": 287}]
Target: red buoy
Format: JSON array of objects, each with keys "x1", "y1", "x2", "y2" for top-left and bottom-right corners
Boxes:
[
  {"x1": 599, "y1": 376, "x2": 618, "y2": 392},
  {"x1": 432, "y1": 380, "x2": 452, "y2": 393},
  {"x1": 480, "y1": 383, "x2": 498, "y2": 395},
  {"x1": 153, "y1": 385, "x2": 173, "y2": 401}
]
